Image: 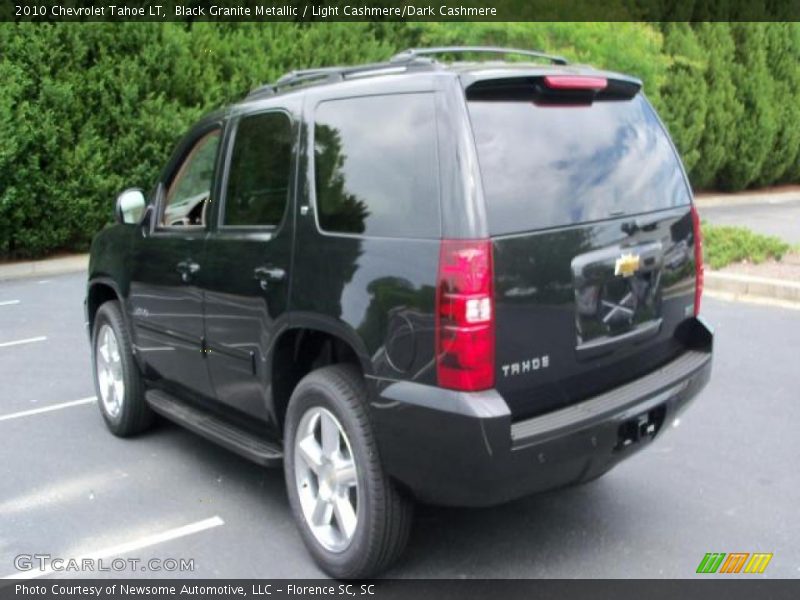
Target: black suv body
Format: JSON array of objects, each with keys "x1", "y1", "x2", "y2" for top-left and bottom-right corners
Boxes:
[{"x1": 86, "y1": 48, "x2": 713, "y2": 577}]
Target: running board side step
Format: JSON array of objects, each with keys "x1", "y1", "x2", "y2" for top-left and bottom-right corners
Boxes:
[{"x1": 145, "y1": 390, "x2": 283, "y2": 467}]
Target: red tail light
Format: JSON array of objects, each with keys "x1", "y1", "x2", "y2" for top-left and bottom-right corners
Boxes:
[
  {"x1": 543, "y1": 75, "x2": 608, "y2": 91},
  {"x1": 691, "y1": 205, "x2": 704, "y2": 316},
  {"x1": 436, "y1": 239, "x2": 495, "y2": 391}
]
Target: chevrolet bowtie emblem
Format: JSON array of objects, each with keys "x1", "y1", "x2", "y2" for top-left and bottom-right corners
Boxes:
[{"x1": 615, "y1": 253, "x2": 641, "y2": 277}]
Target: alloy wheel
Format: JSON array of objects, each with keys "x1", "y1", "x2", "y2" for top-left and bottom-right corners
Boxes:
[
  {"x1": 95, "y1": 323, "x2": 125, "y2": 419},
  {"x1": 293, "y1": 407, "x2": 359, "y2": 552}
]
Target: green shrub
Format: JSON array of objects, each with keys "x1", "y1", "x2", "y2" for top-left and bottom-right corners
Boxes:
[
  {"x1": 703, "y1": 224, "x2": 791, "y2": 270},
  {"x1": 658, "y1": 23, "x2": 708, "y2": 175},
  {"x1": 691, "y1": 23, "x2": 743, "y2": 190},
  {"x1": 0, "y1": 22, "x2": 395, "y2": 258},
  {"x1": 715, "y1": 24, "x2": 778, "y2": 191},
  {"x1": 1, "y1": 22, "x2": 800, "y2": 259},
  {"x1": 757, "y1": 23, "x2": 800, "y2": 185}
]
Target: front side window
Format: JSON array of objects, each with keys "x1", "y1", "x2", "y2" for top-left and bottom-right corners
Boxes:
[
  {"x1": 162, "y1": 129, "x2": 221, "y2": 228},
  {"x1": 313, "y1": 93, "x2": 440, "y2": 238},
  {"x1": 224, "y1": 112, "x2": 293, "y2": 227}
]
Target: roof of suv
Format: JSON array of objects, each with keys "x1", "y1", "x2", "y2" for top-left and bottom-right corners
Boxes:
[{"x1": 239, "y1": 46, "x2": 643, "y2": 106}]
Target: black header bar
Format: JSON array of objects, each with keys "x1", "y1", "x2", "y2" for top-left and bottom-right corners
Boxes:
[{"x1": 2, "y1": 0, "x2": 800, "y2": 22}]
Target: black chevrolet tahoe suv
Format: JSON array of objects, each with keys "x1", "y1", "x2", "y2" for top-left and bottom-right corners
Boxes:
[{"x1": 85, "y1": 47, "x2": 713, "y2": 578}]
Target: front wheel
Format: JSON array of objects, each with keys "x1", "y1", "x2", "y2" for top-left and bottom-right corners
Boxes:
[
  {"x1": 283, "y1": 365, "x2": 412, "y2": 579},
  {"x1": 92, "y1": 301, "x2": 153, "y2": 437}
]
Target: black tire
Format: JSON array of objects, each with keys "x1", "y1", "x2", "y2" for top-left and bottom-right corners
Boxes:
[
  {"x1": 91, "y1": 300, "x2": 154, "y2": 437},
  {"x1": 283, "y1": 364, "x2": 413, "y2": 579}
]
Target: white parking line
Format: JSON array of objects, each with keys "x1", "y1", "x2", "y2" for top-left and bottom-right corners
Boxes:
[
  {"x1": 0, "y1": 397, "x2": 96, "y2": 423},
  {"x1": 0, "y1": 336, "x2": 47, "y2": 349},
  {"x1": 3, "y1": 516, "x2": 225, "y2": 580},
  {"x1": 0, "y1": 300, "x2": 20, "y2": 306}
]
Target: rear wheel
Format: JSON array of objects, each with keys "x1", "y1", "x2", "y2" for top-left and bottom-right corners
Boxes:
[
  {"x1": 283, "y1": 365, "x2": 412, "y2": 579},
  {"x1": 92, "y1": 301, "x2": 153, "y2": 437}
]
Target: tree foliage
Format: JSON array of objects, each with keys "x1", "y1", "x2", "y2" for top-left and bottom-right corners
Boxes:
[
  {"x1": 715, "y1": 23, "x2": 778, "y2": 191},
  {"x1": 0, "y1": 22, "x2": 799, "y2": 258},
  {"x1": 757, "y1": 23, "x2": 800, "y2": 185},
  {"x1": 0, "y1": 23, "x2": 394, "y2": 257},
  {"x1": 658, "y1": 23, "x2": 708, "y2": 175},
  {"x1": 691, "y1": 23, "x2": 744, "y2": 190}
]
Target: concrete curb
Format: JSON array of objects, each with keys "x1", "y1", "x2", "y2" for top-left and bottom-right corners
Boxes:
[
  {"x1": 0, "y1": 254, "x2": 88, "y2": 282},
  {"x1": 705, "y1": 271, "x2": 800, "y2": 307}
]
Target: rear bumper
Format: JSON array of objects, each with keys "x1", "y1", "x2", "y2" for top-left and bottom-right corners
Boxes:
[{"x1": 370, "y1": 317, "x2": 713, "y2": 507}]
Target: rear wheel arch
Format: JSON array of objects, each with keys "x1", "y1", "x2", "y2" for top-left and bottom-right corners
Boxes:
[{"x1": 270, "y1": 325, "x2": 371, "y2": 434}]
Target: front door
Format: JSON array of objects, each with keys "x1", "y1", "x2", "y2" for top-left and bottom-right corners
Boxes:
[
  {"x1": 202, "y1": 107, "x2": 297, "y2": 423},
  {"x1": 129, "y1": 123, "x2": 222, "y2": 401}
]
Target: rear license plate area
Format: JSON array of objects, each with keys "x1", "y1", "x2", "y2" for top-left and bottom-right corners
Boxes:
[{"x1": 614, "y1": 404, "x2": 666, "y2": 451}]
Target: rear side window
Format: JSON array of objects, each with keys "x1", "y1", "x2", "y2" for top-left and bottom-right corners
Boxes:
[
  {"x1": 224, "y1": 111, "x2": 292, "y2": 227},
  {"x1": 468, "y1": 94, "x2": 691, "y2": 235},
  {"x1": 313, "y1": 93, "x2": 440, "y2": 238}
]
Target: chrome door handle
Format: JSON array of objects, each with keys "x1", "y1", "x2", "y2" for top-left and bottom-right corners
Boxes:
[
  {"x1": 253, "y1": 266, "x2": 286, "y2": 290},
  {"x1": 176, "y1": 260, "x2": 200, "y2": 283}
]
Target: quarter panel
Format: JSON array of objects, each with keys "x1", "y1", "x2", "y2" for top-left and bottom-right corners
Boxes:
[
  {"x1": 290, "y1": 235, "x2": 440, "y2": 387},
  {"x1": 292, "y1": 80, "x2": 447, "y2": 388}
]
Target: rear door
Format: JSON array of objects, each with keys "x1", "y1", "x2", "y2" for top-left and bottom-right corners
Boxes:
[
  {"x1": 466, "y1": 76, "x2": 698, "y2": 420},
  {"x1": 201, "y1": 105, "x2": 297, "y2": 423}
]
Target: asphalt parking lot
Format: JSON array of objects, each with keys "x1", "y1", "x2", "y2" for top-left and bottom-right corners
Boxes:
[{"x1": 1, "y1": 272, "x2": 798, "y2": 579}]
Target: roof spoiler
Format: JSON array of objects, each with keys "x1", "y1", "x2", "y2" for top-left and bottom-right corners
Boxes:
[{"x1": 466, "y1": 75, "x2": 642, "y2": 104}]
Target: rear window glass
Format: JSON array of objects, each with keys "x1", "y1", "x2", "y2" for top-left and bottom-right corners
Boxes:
[
  {"x1": 313, "y1": 93, "x2": 440, "y2": 238},
  {"x1": 467, "y1": 94, "x2": 691, "y2": 235}
]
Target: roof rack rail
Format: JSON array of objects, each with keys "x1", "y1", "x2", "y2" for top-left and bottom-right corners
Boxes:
[
  {"x1": 246, "y1": 84, "x2": 276, "y2": 98},
  {"x1": 274, "y1": 67, "x2": 346, "y2": 87},
  {"x1": 390, "y1": 46, "x2": 569, "y2": 66},
  {"x1": 246, "y1": 59, "x2": 434, "y2": 100},
  {"x1": 245, "y1": 46, "x2": 568, "y2": 100}
]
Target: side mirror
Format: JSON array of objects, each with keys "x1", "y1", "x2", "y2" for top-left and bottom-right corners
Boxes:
[{"x1": 115, "y1": 188, "x2": 146, "y2": 225}]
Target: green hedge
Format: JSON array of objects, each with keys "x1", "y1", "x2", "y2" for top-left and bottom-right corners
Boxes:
[
  {"x1": 1, "y1": 22, "x2": 799, "y2": 258},
  {"x1": 703, "y1": 223, "x2": 791, "y2": 270}
]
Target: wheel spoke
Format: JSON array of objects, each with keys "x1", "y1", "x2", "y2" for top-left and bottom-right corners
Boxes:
[
  {"x1": 99, "y1": 338, "x2": 110, "y2": 365},
  {"x1": 98, "y1": 368, "x2": 108, "y2": 393},
  {"x1": 109, "y1": 334, "x2": 120, "y2": 362},
  {"x1": 320, "y1": 412, "x2": 340, "y2": 458},
  {"x1": 104, "y1": 328, "x2": 113, "y2": 357},
  {"x1": 334, "y1": 459, "x2": 357, "y2": 488},
  {"x1": 106, "y1": 373, "x2": 115, "y2": 398},
  {"x1": 113, "y1": 380, "x2": 125, "y2": 408},
  {"x1": 333, "y1": 495, "x2": 357, "y2": 540},
  {"x1": 112, "y1": 360, "x2": 124, "y2": 381},
  {"x1": 311, "y1": 495, "x2": 332, "y2": 526},
  {"x1": 297, "y1": 435, "x2": 324, "y2": 474}
]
